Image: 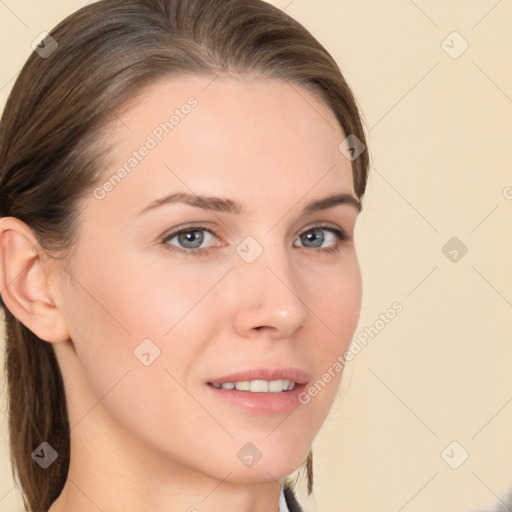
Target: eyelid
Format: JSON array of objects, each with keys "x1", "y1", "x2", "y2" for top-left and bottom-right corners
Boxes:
[
  {"x1": 297, "y1": 221, "x2": 352, "y2": 241},
  {"x1": 161, "y1": 222, "x2": 217, "y2": 239}
]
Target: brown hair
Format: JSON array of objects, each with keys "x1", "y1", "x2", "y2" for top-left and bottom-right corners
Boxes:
[{"x1": 0, "y1": 1, "x2": 369, "y2": 510}]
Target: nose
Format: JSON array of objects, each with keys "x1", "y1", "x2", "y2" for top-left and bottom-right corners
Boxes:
[{"x1": 229, "y1": 240, "x2": 309, "y2": 340}]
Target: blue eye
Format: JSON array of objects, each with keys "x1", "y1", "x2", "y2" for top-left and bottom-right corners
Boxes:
[
  {"x1": 295, "y1": 226, "x2": 349, "y2": 254},
  {"x1": 161, "y1": 224, "x2": 350, "y2": 257},
  {"x1": 162, "y1": 225, "x2": 216, "y2": 255}
]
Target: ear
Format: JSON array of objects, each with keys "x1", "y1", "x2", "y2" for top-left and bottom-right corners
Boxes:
[{"x1": 0, "y1": 217, "x2": 70, "y2": 343}]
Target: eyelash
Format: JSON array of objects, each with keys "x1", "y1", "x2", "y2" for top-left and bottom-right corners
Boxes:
[{"x1": 160, "y1": 223, "x2": 351, "y2": 257}]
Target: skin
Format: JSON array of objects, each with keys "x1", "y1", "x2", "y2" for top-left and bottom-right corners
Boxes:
[{"x1": 0, "y1": 74, "x2": 362, "y2": 512}]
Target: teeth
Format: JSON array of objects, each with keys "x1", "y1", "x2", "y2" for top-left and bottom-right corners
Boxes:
[
  {"x1": 234, "y1": 381, "x2": 250, "y2": 391},
  {"x1": 250, "y1": 380, "x2": 268, "y2": 392},
  {"x1": 212, "y1": 379, "x2": 296, "y2": 392},
  {"x1": 268, "y1": 380, "x2": 283, "y2": 392}
]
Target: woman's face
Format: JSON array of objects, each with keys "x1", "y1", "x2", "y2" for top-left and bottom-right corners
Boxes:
[{"x1": 53, "y1": 74, "x2": 362, "y2": 483}]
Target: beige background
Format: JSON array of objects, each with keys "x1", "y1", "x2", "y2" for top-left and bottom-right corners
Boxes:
[{"x1": 1, "y1": 1, "x2": 511, "y2": 511}]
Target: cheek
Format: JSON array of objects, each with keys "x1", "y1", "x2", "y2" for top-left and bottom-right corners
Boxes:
[
  {"x1": 69, "y1": 248, "x2": 223, "y2": 339},
  {"x1": 60, "y1": 255, "x2": 224, "y2": 455},
  {"x1": 301, "y1": 257, "x2": 362, "y2": 407},
  {"x1": 306, "y1": 255, "x2": 362, "y2": 352},
  {"x1": 62, "y1": 255, "x2": 232, "y2": 422}
]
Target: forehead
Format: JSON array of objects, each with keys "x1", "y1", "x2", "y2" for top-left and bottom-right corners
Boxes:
[{"x1": 93, "y1": 74, "x2": 355, "y2": 217}]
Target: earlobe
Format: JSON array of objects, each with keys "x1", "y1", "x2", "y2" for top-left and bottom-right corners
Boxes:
[{"x1": 0, "y1": 217, "x2": 70, "y2": 343}]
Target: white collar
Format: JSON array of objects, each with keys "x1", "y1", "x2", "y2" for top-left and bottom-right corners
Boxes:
[{"x1": 278, "y1": 480, "x2": 290, "y2": 512}]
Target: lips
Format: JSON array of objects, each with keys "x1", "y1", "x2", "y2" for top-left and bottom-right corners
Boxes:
[
  {"x1": 205, "y1": 367, "x2": 309, "y2": 415},
  {"x1": 204, "y1": 367, "x2": 310, "y2": 414}
]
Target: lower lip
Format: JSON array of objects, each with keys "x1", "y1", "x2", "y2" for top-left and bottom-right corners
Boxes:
[{"x1": 205, "y1": 383, "x2": 307, "y2": 415}]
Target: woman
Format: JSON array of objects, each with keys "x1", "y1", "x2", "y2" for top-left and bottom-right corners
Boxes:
[{"x1": 0, "y1": 1, "x2": 369, "y2": 511}]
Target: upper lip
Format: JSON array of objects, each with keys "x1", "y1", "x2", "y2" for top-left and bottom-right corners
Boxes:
[{"x1": 207, "y1": 367, "x2": 309, "y2": 385}]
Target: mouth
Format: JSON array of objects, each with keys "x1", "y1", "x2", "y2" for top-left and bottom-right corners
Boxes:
[
  {"x1": 205, "y1": 368, "x2": 309, "y2": 415},
  {"x1": 208, "y1": 379, "x2": 297, "y2": 392},
  {"x1": 206, "y1": 367, "x2": 308, "y2": 391}
]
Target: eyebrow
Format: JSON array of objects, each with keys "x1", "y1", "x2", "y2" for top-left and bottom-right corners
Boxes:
[{"x1": 137, "y1": 191, "x2": 361, "y2": 216}]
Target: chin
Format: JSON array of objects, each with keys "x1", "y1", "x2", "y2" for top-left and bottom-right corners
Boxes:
[{"x1": 219, "y1": 440, "x2": 311, "y2": 483}]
